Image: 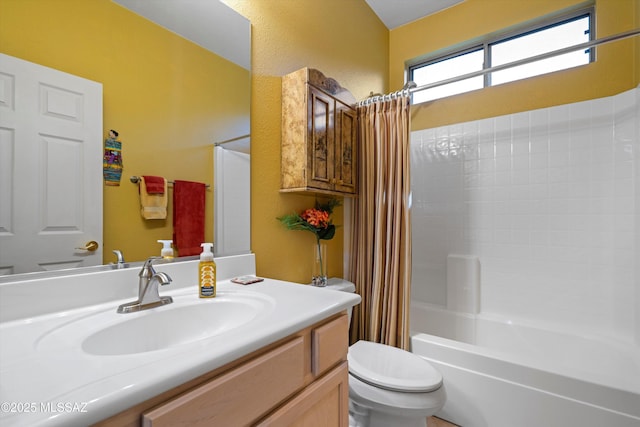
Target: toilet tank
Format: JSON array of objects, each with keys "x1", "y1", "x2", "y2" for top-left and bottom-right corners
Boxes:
[{"x1": 324, "y1": 278, "x2": 356, "y2": 326}]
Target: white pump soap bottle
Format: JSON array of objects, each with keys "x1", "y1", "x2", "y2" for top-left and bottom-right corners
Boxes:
[
  {"x1": 199, "y1": 243, "x2": 216, "y2": 298},
  {"x1": 157, "y1": 240, "x2": 174, "y2": 260}
]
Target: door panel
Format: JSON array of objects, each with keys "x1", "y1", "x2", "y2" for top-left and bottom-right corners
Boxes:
[{"x1": 0, "y1": 53, "x2": 103, "y2": 274}]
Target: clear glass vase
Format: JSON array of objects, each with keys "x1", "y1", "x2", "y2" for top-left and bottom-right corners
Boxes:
[{"x1": 312, "y1": 241, "x2": 328, "y2": 287}]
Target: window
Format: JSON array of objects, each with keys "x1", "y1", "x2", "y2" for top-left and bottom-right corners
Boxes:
[
  {"x1": 409, "y1": 9, "x2": 594, "y2": 104},
  {"x1": 411, "y1": 48, "x2": 484, "y2": 101}
]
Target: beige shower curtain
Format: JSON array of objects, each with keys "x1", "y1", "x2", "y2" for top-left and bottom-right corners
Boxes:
[{"x1": 349, "y1": 94, "x2": 412, "y2": 350}]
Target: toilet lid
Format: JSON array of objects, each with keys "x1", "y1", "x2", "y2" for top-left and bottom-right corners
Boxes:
[{"x1": 348, "y1": 341, "x2": 443, "y2": 393}]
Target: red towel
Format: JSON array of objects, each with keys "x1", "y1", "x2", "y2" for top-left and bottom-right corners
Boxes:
[
  {"x1": 173, "y1": 180, "x2": 206, "y2": 256},
  {"x1": 142, "y1": 175, "x2": 165, "y2": 194}
]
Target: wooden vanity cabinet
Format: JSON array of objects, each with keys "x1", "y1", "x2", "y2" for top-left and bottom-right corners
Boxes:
[
  {"x1": 281, "y1": 68, "x2": 358, "y2": 196},
  {"x1": 92, "y1": 313, "x2": 350, "y2": 427}
]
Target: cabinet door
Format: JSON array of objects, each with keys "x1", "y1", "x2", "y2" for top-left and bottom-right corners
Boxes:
[
  {"x1": 256, "y1": 362, "x2": 349, "y2": 427},
  {"x1": 307, "y1": 86, "x2": 334, "y2": 192},
  {"x1": 312, "y1": 314, "x2": 348, "y2": 376},
  {"x1": 334, "y1": 101, "x2": 357, "y2": 194}
]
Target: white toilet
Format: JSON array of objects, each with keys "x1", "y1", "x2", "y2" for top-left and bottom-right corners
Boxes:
[{"x1": 322, "y1": 279, "x2": 446, "y2": 427}]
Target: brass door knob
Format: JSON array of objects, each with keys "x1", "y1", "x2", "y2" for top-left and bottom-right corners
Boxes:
[{"x1": 76, "y1": 241, "x2": 99, "y2": 251}]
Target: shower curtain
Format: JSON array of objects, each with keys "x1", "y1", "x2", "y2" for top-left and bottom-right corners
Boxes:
[{"x1": 349, "y1": 94, "x2": 412, "y2": 350}]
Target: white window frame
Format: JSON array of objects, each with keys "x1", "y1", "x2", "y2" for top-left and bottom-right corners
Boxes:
[{"x1": 407, "y1": 7, "x2": 595, "y2": 104}]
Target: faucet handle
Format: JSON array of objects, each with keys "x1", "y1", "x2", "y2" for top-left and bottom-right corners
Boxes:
[
  {"x1": 139, "y1": 256, "x2": 162, "y2": 277},
  {"x1": 142, "y1": 256, "x2": 162, "y2": 266}
]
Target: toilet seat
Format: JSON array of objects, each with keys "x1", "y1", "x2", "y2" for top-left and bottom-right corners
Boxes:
[
  {"x1": 348, "y1": 372, "x2": 447, "y2": 417},
  {"x1": 348, "y1": 341, "x2": 443, "y2": 393}
]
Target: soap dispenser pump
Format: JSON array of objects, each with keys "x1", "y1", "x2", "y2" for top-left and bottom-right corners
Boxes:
[
  {"x1": 199, "y1": 243, "x2": 216, "y2": 298},
  {"x1": 157, "y1": 240, "x2": 174, "y2": 260}
]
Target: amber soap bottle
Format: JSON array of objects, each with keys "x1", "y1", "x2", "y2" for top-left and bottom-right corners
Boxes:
[{"x1": 199, "y1": 243, "x2": 216, "y2": 298}]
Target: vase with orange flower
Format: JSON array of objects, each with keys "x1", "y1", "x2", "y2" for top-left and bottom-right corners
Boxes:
[{"x1": 277, "y1": 198, "x2": 340, "y2": 286}]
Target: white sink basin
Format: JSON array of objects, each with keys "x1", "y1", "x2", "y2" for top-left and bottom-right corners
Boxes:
[{"x1": 36, "y1": 291, "x2": 275, "y2": 356}]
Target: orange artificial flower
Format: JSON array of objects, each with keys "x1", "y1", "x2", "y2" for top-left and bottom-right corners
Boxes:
[{"x1": 301, "y1": 208, "x2": 330, "y2": 228}]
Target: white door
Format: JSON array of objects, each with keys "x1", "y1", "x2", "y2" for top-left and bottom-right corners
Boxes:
[
  {"x1": 214, "y1": 145, "x2": 251, "y2": 256},
  {"x1": 0, "y1": 53, "x2": 103, "y2": 275}
]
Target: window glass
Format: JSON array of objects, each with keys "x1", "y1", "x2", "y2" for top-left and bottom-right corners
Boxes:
[
  {"x1": 491, "y1": 16, "x2": 591, "y2": 85},
  {"x1": 411, "y1": 49, "x2": 484, "y2": 103}
]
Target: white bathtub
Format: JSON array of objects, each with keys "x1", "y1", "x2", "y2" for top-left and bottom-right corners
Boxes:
[{"x1": 410, "y1": 301, "x2": 640, "y2": 427}]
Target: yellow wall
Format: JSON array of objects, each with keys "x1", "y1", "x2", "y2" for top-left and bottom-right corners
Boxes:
[
  {"x1": 0, "y1": 0, "x2": 250, "y2": 263},
  {"x1": 226, "y1": 0, "x2": 638, "y2": 283},
  {"x1": 226, "y1": 0, "x2": 388, "y2": 283},
  {"x1": 3, "y1": 0, "x2": 636, "y2": 281},
  {"x1": 390, "y1": 0, "x2": 639, "y2": 130}
]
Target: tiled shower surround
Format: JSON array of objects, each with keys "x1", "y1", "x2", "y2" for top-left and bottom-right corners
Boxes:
[{"x1": 410, "y1": 86, "x2": 639, "y2": 344}]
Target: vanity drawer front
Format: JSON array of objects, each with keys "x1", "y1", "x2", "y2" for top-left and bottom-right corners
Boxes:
[
  {"x1": 142, "y1": 336, "x2": 305, "y2": 427},
  {"x1": 311, "y1": 314, "x2": 349, "y2": 376}
]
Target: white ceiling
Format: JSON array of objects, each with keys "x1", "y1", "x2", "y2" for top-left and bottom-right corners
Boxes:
[{"x1": 365, "y1": 0, "x2": 465, "y2": 29}]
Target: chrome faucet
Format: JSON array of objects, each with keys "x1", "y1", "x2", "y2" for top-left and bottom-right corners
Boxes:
[
  {"x1": 117, "y1": 257, "x2": 173, "y2": 313},
  {"x1": 112, "y1": 250, "x2": 128, "y2": 269}
]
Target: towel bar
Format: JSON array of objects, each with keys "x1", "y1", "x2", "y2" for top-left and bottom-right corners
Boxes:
[{"x1": 130, "y1": 176, "x2": 210, "y2": 188}]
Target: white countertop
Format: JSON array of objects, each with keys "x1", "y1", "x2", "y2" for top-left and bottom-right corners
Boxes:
[{"x1": 0, "y1": 255, "x2": 360, "y2": 426}]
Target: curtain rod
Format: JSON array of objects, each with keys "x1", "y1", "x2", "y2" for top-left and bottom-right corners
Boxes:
[
  {"x1": 214, "y1": 134, "x2": 250, "y2": 146},
  {"x1": 359, "y1": 27, "x2": 640, "y2": 106}
]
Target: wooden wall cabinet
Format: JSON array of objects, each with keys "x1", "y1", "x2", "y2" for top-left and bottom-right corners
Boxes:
[
  {"x1": 93, "y1": 313, "x2": 350, "y2": 427},
  {"x1": 281, "y1": 68, "x2": 358, "y2": 196}
]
